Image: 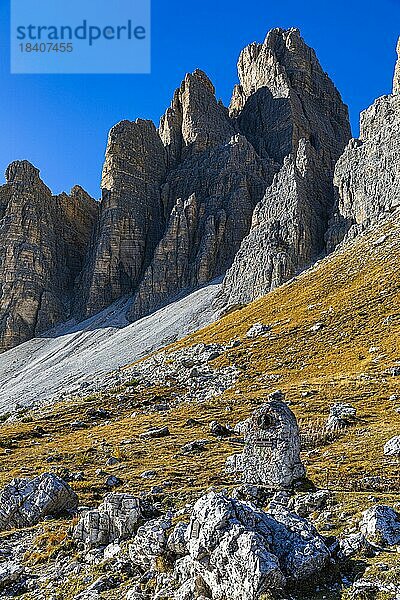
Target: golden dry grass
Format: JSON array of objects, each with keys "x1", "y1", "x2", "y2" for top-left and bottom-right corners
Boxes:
[{"x1": 0, "y1": 215, "x2": 399, "y2": 512}]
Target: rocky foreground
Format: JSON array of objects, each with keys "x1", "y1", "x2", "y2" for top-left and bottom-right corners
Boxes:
[{"x1": 0, "y1": 387, "x2": 400, "y2": 600}]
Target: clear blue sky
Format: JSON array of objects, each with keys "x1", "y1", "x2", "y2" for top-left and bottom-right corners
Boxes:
[{"x1": 0, "y1": 0, "x2": 399, "y2": 198}]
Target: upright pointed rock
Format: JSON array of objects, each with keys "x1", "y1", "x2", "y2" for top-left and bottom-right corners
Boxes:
[{"x1": 222, "y1": 28, "x2": 351, "y2": 305}]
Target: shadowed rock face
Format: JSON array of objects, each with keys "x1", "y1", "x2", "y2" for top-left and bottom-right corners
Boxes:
[
  {"x1": 222, "y1": 28, "x2": 351, "y2": 305},
  {"x1": 326, "y1": 38, "x2": 400, "y2": 251},
  {"x1": 0, "y1": 161, "x2": 97, "y2": 351}
]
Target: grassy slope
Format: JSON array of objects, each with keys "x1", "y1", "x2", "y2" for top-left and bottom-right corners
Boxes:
[{"x1": 0, "y1": 213, "x2": 399, "y2": 595}]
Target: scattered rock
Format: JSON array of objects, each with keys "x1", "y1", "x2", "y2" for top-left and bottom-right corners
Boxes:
[
  {"x1": 129, "y1": 515, "x2": 172, "y2": 569},
  {"x1": 384, "y1": 436, "x2": 400, "y2": 456},
  {"x1": 325, "y1": 403, "x2": 356, "y2": 430},
  {"x1": 338, "y1": 533, "x2": 376, "y2": 559},
  {"x1": 181, "y1": 440, "x2": 209, "y2": 454},
  {"x1": 360, "y1": 505, "x2": 400, "y2": 546},
  {"x1": 167, "y1": 521, "x2": 188, "y2": 556},
  {"x1": 246, "y1": 323, "x2": 271, "y2": 339},
  {"x1": 105, "y1": 476, "x2": 122, "y2": 488},
  {"x1": 209, "y1": 421, "x2": 233, "y2": 437},
  {"x1": 74, "y1": 493, "x2": 142, "y2": 547},
  {"x1": 0, "y1": 473, "x2": 78, "y2": 530},
  {"x1": 289, "y1": 489, "x2": 332, "y2": 518},
  {"x1": 139, "y1": 426, "x2": 170, "y2": 439}
]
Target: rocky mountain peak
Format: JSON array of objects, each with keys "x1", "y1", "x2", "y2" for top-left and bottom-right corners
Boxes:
[
  {"x1": 5, "y1": 160, "x2": 42, "y2": 187},
  {"x1": 326, "y1": 37, "x2": 400, "y2": 251}
]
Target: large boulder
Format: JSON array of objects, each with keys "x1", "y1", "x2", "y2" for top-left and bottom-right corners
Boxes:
[
  {"x1": 227, "y1": 391, "x2": 306, "y2": 490},
  {"x1": 174, "y1": 491, "x2": 331, "y2": 599},
  {"x1": 0, "y1": 473, "x2": 78, "y2": 530},
  {"x1": 359, "y1": 505, "x2": 400, "y2": 546},
  {"x1": 74, "y1": 493, "x2": 142, "y2": 547}
]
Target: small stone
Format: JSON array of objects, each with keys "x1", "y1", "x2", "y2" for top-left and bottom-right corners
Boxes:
[
  {"x1": 105, "y1": 475, "x2": 122, "y2": 488},
  {"x1": 383, "y1": 436, "x2": 400, "y2": 456},
  {"x1": 246, "y1": 323, "x2": 271, "y2": 339},
  {"x1": 139, "y1": 426, "x2": 170, "y2": 439},
  {"x1": 140, "y1": 470, "x2": 157, "y2": 479},
  {"x1": 209, "y1": 421, "x2": 233, "y2": 437},
  {"x1": 181, "y1": 440, "x2": 209, "y2": 454}
]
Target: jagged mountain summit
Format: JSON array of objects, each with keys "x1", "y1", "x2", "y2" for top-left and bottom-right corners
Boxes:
[
  {"x1": 326, "y1": 37, "x2": 400, "y2": 249},
  {"x1": 0, "y1": 27, "x2": 353, "y2": 352}
]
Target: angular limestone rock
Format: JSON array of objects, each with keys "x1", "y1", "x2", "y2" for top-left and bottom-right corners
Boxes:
[
  {"x1": 326, "y1": 38, "x2": 400, "y2": 250},
  {"x1": 174, "y1": 491, "x2": 330, "y2": 599},
  {"x1": 0, "y1": 473, "x2": 78, "y2": 530},
  {"x1": 241, "y1": 392, "x2": 306, "y2": 489},
  {"x1": 222, "y1": 28, "x2": 351, "y2": 304},
  {"x1": 360, "y1": 505, "x2": 400, "y2": 546},
  {"x1": 393, "y1": 37, "x2": 400, "y2": 95},
  {"x1": 227, "y1": 391, "x2": 305, "y2": 490},
  {"x1": 74, "y1": 493, "x2": 142, "y2": 547}
]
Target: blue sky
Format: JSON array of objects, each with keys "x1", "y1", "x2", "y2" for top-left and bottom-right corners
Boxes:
[{"x1": 0, "y1": 0, "x2": 399, "y2": 198}]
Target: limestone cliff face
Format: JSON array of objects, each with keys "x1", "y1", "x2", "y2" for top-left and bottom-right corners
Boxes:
[
  {"x1": 0, "y1": 161, "x2": 97, "y2": 351},
  {"x1": 221, "y1": 28, "x2": 351, "y2": 305},
  {"x1": 127, "y1": 68, "x2": 275, "y2": 320},
  {"x1": 326, "y1": 39, "x2": 400, "y2": 251},
  {"x1": 129, "y1": 134, "x2": 271, "y2": 320},
  {"x1": 76, "y1": 120, "x2": 167, "y2": 318},
  {"x1": 5, "y1": 27, "x2": 389, "y2": 351}
]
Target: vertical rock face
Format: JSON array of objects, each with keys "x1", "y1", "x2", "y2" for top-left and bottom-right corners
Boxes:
[
  {"x1": 76, "y1": 120, "x2": 167, "y2": 318},
  {"x1": 221, "y1": 28, "x2": 351, "y2": 305},
  {"x1": 0, "y1": 27, "x2": 360, "y2": 350},
  {"x1": 0, "y1": 161, "x2": 97, "y2": 351},
  {"x1": 129, "y1": 133, "x2": 272, "y2": 320},
  {"x1": 326, "y1": 39, "x2": 400, "y2": 250}
]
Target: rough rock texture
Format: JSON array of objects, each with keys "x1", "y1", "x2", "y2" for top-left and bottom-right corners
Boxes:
[
  {"x1": 174, "y1": 491, "x2": 330, "y2": 599},
  {"x1": 222, "y1": 27, "x2": 351, "y2": 304},
  {"x1": 326, "y1": 39, "x2": 400, "y2": 250},
  {"x1": 76, "y1": 27, "x2": 350, "y2": 323},
  {"x1": 129, "y1": 133, "x2": 270, "y2": 321},
  {"x1": 227, "y1": 391, "x2": 306, "y2": 489},
  {"x1": 128, "y1": 515, "x2": 172, "y2": 569},
  {"x1": 76, "y1": 120, "x2": 167, "y2": 318},
  {"x1": 393, "y1": 37, "x2": 400, "y2": 97},
  {"x1": 0, "y1": 161, "x2": 97, "y2": 350},
  {"x1": 74, "y1": 493, "x2": 142, "y2": 547},
  {"x1": 0, "y1": 473, "x2": 78, "y2": 530},
  {"x1": 384, "y1": 436, "x2": 400, "y2": 456},
  {"x1": 0, "y1": 27, "x2": 353, "y2": 349},
  {"x1": 325, "y1": 403, "x2": 357, "y2": 430},
  {"x1": 359, "y1": 505, "x2": 400, "y2": 546}
]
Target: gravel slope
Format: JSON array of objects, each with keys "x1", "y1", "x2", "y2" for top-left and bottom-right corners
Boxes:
[{"x1": 0, "y1": 282, "x2": 222, "y2": 413}]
